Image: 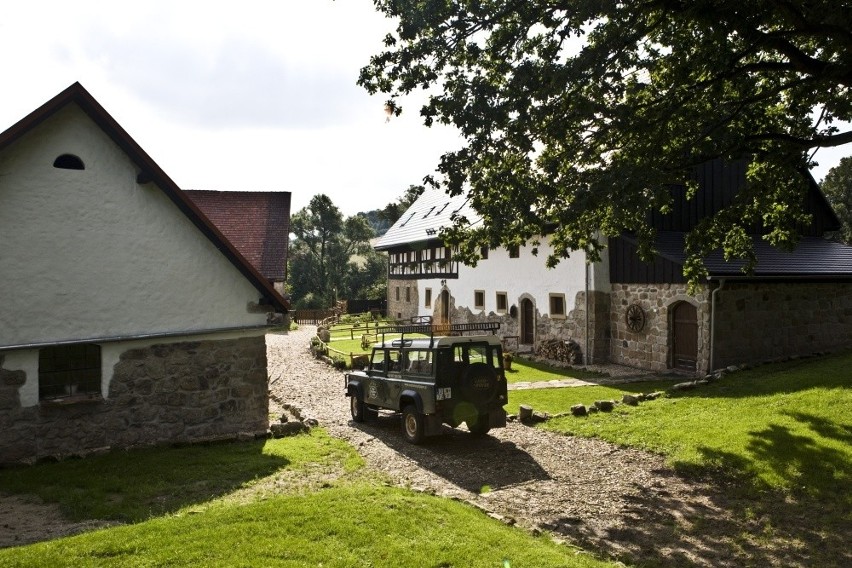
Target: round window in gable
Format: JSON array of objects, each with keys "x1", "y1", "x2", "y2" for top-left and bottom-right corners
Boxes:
[{"x1": 53, "y1": 154, "x2": 85, "y2": 170}]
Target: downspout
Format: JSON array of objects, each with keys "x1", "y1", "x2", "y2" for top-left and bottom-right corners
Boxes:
[
  {"x1": 709, "y1": 278, "x2": 726, "y2": 374},
  {"x1": 585, "y1": 262, "x2": 591, "y2": 366}
]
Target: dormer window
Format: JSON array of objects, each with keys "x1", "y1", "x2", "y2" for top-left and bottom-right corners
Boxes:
[{"x1": 53, "y1": 154, "x2": 85, "y2": 170}]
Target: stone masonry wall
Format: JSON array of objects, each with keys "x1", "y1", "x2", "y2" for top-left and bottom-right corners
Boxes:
[
  {"x1": 0, "y1": 335, "x2": 268, "y2": 465},
  {"x1": 387, "y1": 279, "x2": 419, "y2": 322},
  {"x1": 609, "y1": 284, "x2": 711, "y2": 375},
  {"x1": 442, "y1": 290, "x2": 610, "y2": 364},
  {"x1": 713, "y1": 282, "x2": 852, "y2": 369}
]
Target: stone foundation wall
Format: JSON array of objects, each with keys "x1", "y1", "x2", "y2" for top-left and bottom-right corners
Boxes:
[
  {"x1": 441, "y1": 290, "x2": 610, "y2": 364},
  {"x1": 0, "y1": 335, "x2": 268, "y2": 465},
  {"x1": 387, "y1": 279, "x2": 419, "y2": 322},
  {"x1": 713, "y1": 282, "x2": 852, "y2": 369},
  {"x1": 609, "y1": 284, "x2": 711, "y2": 374}
]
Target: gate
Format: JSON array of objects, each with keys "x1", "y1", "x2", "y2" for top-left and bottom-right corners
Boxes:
[{"x1": 672, "y1": 302, "x2": 698, "y2": 371}]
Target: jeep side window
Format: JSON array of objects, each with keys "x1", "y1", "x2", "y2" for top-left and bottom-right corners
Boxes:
[
  {"x1": 370, "y1": 350, "x2": 387, "y2": 373},
  {"x1": 453, "y1": 346, "x2": 467, "y2": 364},
  {"x1": 406, "y1": 350, "x2": 432, "y2": 375},
  {"x1": 387, "y1": 350, "x2": 402, "y2": 374}
]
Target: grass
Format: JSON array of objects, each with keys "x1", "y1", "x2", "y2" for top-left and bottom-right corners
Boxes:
[
  {"x1": 505, "y1": 357, "x2": 616, "y2": 384},
  {"x1": 0, "y1": 430, "x2": 361, "y2": 523},
  {"x1": 2, "y1": 485, "x2": 610, "y2": 568},
  {"x1": 0, "y1": 431, "x2": 613, "y2": 568},
  {"x1": 507, "y1": 351, "x2": 852, "y2": 504}
]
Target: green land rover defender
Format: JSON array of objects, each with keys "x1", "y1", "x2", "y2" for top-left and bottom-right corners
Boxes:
[{"x1": 344, "y1": 321, "x2": 508, "y2": 444}]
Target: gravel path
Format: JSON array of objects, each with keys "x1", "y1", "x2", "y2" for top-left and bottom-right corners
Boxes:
[{"x1": 267, "y1": 326, "x2": 841, "y2": 568}]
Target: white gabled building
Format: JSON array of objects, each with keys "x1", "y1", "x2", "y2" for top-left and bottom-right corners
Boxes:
[
  {"x1": 0, "y1": 83, "x2": 289, "y2": 464},
  {"x1": 374, "y1": 188, "x2": 611, "y2": 363}
]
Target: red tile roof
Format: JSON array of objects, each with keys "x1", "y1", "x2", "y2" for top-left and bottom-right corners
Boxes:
[{"x1": 185, "y1": 191, "x2": 290, "y2": 282}]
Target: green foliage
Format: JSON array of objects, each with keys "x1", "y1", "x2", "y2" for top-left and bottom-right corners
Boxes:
[
  {"x1": 361, "y1": 1, "x2": 852, "y2": 287},
  {"x1": 821, "y1": 156, "x2": 852, "y2": 243},
  {"x1": 359, "y1": 184, "x2": 425, "y2": 236},
  {"x1": 289, "y1": 194, "x2": 377, "y2": 308}
]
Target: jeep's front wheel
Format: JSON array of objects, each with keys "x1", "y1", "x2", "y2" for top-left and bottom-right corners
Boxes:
[
  {"x1": 350, "y1": 395, "x2": 369, "y2": 422},
  {"x1": 402, "y1": 405, "x2": 425, "y2": 444}
]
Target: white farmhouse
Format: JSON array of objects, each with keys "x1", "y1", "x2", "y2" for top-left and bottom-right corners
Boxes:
[{"x1": 376, "y1": 188, "x2": 611, "y2": 364}]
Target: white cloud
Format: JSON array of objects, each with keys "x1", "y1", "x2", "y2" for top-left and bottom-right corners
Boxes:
[{"x1": 0, "y1": 0, "x2": 846, "y2": 217}]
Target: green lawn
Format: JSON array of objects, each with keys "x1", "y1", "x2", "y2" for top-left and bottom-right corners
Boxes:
[
  {"x1": 508, "y1": 351, "x2": 852, "y2": 503},
  {"x1": 505, "y1": 357, "x2": 615, "y2": 384},
  {"x1": 0, "y1": 431, "x2": 612, "y2": 568}
]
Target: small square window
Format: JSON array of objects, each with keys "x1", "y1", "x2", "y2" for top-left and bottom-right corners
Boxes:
[
  {"x1": 425, "y1": 288, "x2": 432, "y2": 308},
  {"x1": 509, "y1": 245, "x2": 519, "y2": 258},
  {"x1": 39, "y1": 343, "x2": 101, "y2": 400},
  {"x1": 474, "y1": 290, "x2": 485, "y2": 310},
  {"x1": 549, "y1": 294, "x2": 566, "y2": 318},
  {"x1": 496, "y1": 292, "x2": 508, "y2": 313}
]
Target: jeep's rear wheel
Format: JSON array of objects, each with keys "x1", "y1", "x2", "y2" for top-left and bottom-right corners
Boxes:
[
  {"x1": 467, "y1": 414, "x2": 491, "y2": 436},
  {"x1": 402, "y1": 405, "x2": 425, "y2": 444},
  {"x1": 350, "y1": 395, "x2": 366, "y2": 422}
]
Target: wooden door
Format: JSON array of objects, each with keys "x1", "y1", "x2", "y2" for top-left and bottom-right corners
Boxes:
[
  {"x1": 439, "y1": 290, "x2": 450, "y2": 325},
  {"x1": 672, "y1": 302, "x2": 698, "y2": 371},
  {"x1": 521, "y1": 299, "x2": 535, "y2": 345}
]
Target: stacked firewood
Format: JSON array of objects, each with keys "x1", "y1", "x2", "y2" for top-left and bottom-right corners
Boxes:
[{"x1": 535, "y1": 338, "x2": 583, "y2": 364}]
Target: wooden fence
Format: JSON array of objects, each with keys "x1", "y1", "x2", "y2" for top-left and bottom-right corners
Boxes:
[{"x1": 293, "y1": 309, "x2": 338, "y2": 325}]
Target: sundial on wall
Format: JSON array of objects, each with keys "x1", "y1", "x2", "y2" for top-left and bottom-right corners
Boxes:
[{"x1": 626, "y1": 304, "x2": 646, "y2": 332}]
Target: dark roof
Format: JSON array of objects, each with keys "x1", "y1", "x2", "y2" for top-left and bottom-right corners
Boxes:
[
  {"x1": 643, "y1": 231, "x2": 852, "y2": 278},
  {"x1": 650, "y1": 159, "x2": 840, "y2": 236},
  {"x1": 375, "y1": 188, "x2": 481, "y2": 251},
  {"x1": 0, "y1": 82, "x2": 288, "y2": 312},
  {"x1": 185, "y1": 190, "x2": 290, "y2": 281}
]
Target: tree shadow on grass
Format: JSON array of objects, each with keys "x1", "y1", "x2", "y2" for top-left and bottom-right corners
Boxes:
[
  {"x1": 0, "y1": 439, "x2": 289, "y2": 524},
  {"x1": 548, "y1": 434, "x2": 850, "y2": 568},
  {"x1": 583, "y1": 469, "x2": 850, "y2": 568},
  {"x1": 588, "y1": 410, "x2": 852, "y2": 567}
]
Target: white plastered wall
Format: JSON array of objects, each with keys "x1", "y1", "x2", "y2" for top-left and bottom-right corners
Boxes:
[
  {"x1": 417, "y1": 240, "x2": 611, "y2": 318},
  {"x1": 0, "y1": 103, "x2": 269, "y2": 348}
]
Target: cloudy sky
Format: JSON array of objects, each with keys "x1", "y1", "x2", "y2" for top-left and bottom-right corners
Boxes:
[{"x1": 0, "y1": 1, "x2": 846, "y2": 217}]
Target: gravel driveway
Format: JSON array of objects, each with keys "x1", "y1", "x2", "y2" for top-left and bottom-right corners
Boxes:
[{"x1": 267, "y1": 326, "x2": 834, "y2": 568}]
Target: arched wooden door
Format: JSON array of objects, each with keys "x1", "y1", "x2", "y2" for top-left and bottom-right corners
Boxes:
[
  {"x1": 439, "y1": 290, "x2": 450, "y2": 325},
  {"x1": 521, "y1": 298, "x2": 535, "y2": 345},
  {"x1": 672, "y1": 302, "x2": 698, "y2": 371}
]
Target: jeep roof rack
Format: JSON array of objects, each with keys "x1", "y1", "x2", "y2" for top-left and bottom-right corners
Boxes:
[{"x1": 372, "y1": 316, "x2": 500, "y2": 348}]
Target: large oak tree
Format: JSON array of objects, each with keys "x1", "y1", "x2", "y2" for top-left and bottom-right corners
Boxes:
[{"x1": 359, "y1": 1, "x2": 852, "y2": 285}]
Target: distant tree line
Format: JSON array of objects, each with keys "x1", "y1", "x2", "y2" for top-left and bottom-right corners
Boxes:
[{"x1": 287, "y1": 186, "x2": 423, "y2": 310}]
